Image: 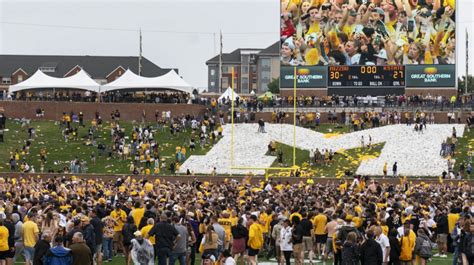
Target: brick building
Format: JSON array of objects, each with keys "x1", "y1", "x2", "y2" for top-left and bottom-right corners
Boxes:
[
  {"x1": 0, "y1": 55, "x2": 175, "y2": 92},
  {"x1": 206, "y1": 41, "x2": 279, "y2": 94}
]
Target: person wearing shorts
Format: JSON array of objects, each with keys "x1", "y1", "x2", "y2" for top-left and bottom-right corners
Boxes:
[
  {"x1": 247, "y1": 247, "x2": 259, "y2": 257},
  {"x1": 312, "y1": 209, "x2": 328, "y2": 260}
]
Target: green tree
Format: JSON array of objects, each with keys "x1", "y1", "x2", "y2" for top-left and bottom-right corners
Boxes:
[
  {"x1": 457, "y1": 75, "x2": 474, "y2": 94},
  {"x1": 267, "y1": 77, "x2": 280, "y2": 94}
]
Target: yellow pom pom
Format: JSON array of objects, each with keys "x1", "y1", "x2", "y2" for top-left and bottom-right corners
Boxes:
[{"x1": 305, "y1": 48, "x2": 320, "y2": 66}]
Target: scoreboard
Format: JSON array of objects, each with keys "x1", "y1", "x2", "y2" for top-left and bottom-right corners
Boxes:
[{"x1": 328, "y1": 65, "x2": 405, "y2": 88}]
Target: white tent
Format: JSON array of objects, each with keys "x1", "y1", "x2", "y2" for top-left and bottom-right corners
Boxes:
[
  {"x1": 101, "y1": 69, "x2": 193, "y2": 94},
  {"x1": 9, "y1": 69, "x2": 100, "y2": 93},
  {"x1": 218, "y1": 87, "x2": 240, "y2": 103}
]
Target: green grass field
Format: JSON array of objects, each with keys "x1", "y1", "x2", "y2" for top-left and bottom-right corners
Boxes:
[
  {"x1": 1, "y1": 119, "x2": 472, "y2": 179},
  {"x1": 0, "y1": 119, "x2": 216, "y2": 175}
]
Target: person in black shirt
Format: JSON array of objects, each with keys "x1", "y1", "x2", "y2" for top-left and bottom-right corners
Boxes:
[
  {"x1": 388, "y1": 228, "x2": 401, "y2": 265},
  {"x1": 122, "y1": 216, "x2": 137, "y2": 265},
  {"x1": 434, "y1": 208, "x2": 449, "y2": 258},
  {"x1": 4, "y1": 214, "x2": 15, "y2": 264},
  {"x1": 300, "y1": 212, "x2": 314, "y2": 264},
  {"x1": 148, "y1": 214, "x2": 180, "y2": 265},
  {"x1": 89, "y1": 209, "x2": 104, "y2": 264},
  {"x1": 359, "y1": 229, "x2": 383, "y2": 265},
  {"x1": 291, "y1": 216, "x2": 304, "y2": 265}
]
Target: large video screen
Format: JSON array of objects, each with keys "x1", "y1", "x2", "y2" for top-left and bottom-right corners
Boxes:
[{"x1": 280, "y1": 0, "x2": 456, "y2": 67}]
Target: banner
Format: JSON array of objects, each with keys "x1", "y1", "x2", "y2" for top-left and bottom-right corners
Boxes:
[
  {"x1": 280, "y1": 66, "x2": 327, "y2": 88},
  {"x1": 405, "y1": 65, "x2": 456, "y2": 87}
]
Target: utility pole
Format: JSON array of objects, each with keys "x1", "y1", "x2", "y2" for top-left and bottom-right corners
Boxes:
[
  {"x1": 466, "y1": 28, "x2": 468, "y2": 94},
  {"x1": 139, "y1": 28, "x2": 143, "y2": 76},
  {"x1": 219, "y1": 30, "x2": 223, "y2": 93}
]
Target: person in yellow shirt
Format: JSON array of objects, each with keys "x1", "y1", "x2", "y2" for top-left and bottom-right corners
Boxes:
[
  {"x1": 399, "y1": 228, "x2": 415, "y2": 265},
  {"x1": 312, "y1": 208, "x2": 328, "y2": 259},
  {"x1": 110, "y1": 205, "x2": 127, "y2": 257},
  {"x1": 141, "y1": 218, "x2": 155, "y2": 245},
  {"x1": 130, "y1": 202, "x2": 145, "y2": 227},
  {"x1": 247, "y1": 215, "x2": 263, "y2": 265},
  {"x1": 22, "y1": 213, "x2": 39, "y2": 265},
  {"x1": 0, "y1": 219, "x2": 10, "y2": 260},
  {"x1": 289, "y1": 207, "x2": 303, "y2": 224},
  {"x1": 218, "y1": 212, "x2": 233, "y2": 248},
  {"x1": 447, "y1": 210, "x2": 460, "y2": 234}
]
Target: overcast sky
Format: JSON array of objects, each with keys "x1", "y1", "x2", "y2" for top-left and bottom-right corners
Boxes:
[{"x1": 0, "y1": 0, "x2": 472, "y2": 87}]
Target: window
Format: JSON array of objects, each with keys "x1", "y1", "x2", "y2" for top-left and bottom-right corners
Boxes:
[
  {"x1": 222, "y1": 66, "x2": 229, "y2": 73},
  {"x1": 242, "y1": 66, "x2": 249, "y2": 74},
  {"x1": 210, "y1": 69, "x2": 216, "y2": 76},
  {"x1": 210, "y1": 81, "x2": 215, "y2": 87},
  {"x1": 2, "y1": 77, "x2": 11, "y2": 84},
  {"x1": 222, "y1": 78, "x2": 229, "y2": 88},
  {"x1": 261, "y1": 70, "x2": 271, "y2": 81},
  {"x1": 261, "y1": 59, "x2": 271, "y2": 70},
  {"x1": 39, "y1": 67, "x2": 56, "y2": 73},
  {"x1": 242, "y1": 77, "x2": 249, "y2": 92},
  {"x1": 242, "y1": 55, "x2": 250, "y2": 64},
  {"x1": 17, "y1": 75, "x2": 23, "y2": 82}
]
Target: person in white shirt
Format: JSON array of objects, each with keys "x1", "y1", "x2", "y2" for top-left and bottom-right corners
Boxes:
[
  {"x1": 375, "y1": 226, "x2": 390, "y2": 264},
  {"x1": 280, "y1": 219, "x2": 293, "y2": 265},
  {"x1": 219, "y1": 249, "x2": 236, "y2": 265}
]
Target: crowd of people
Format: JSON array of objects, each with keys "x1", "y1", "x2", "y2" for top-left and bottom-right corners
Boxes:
[
  {"x1": 280, "y1": 0, "x2": 455, "y2": 66},
  {"x1": 0, "y1": 175, "x2": 470, "y2": 265},
  {"x1": 7, "y1": 91, "x2": 191, "y2": 104}
]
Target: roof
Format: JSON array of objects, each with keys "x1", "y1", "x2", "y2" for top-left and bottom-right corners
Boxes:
[
  {"x1": 205, "y1": 42, "x2": 279, "y2": 64},
  {"x1": 206, "y1": 49, "x2": 243, "y2": 65},
  {"x1": 259, "y1": 41, "x2": 279, "y2": 56},
  {"x1": 0, "y1": 55, "x2": 173, "y2": 78}
]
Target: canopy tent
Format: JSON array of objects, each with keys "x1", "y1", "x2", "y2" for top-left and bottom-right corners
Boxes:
[
  {"x1": 218, "y1": 87, "x2": 240, "y2": 103},
  {"x1": 258, "y1": 91, "x2": 274, "y2": 100},
  {"x1": 9, "y1": 69, "x2": 100, "y2": 93},
  {"x1": 101, "y1": 69, "x2": 193, "y2": 94}
]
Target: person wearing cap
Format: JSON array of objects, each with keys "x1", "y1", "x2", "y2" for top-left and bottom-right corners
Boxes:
[
  {"x1": 81, "y1": 216, "x2": 96, "y2": 260},
  {"x1": 130, "y1": 230, "x2": 154, "y2": 265},
  {"x1": 43, "y1": 237, "x2": 72, "y2": 265},
  {"x1": 217, "y1": 211, "x2": 233, "y2": 250}
]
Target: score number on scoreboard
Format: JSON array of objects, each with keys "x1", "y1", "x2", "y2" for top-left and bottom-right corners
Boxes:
[{"x1": 328, "y1": 65, "x2": 405, "y2": 87}]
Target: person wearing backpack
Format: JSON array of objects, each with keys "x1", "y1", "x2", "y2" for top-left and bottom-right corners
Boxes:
[
  {"x1": 459, "y1": 220, "x2": 473, "y2": 265},
  {"x1": 341, "y1": 232, "x2": 359, "y2": 265},
  {"x1": 414, "y1": 229, "x2": 433, "y2": 265}
]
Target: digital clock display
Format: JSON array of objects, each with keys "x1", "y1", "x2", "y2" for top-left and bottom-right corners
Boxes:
[{"x1": 328, "y1": 66, "x2": 405, "y2": 87}]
